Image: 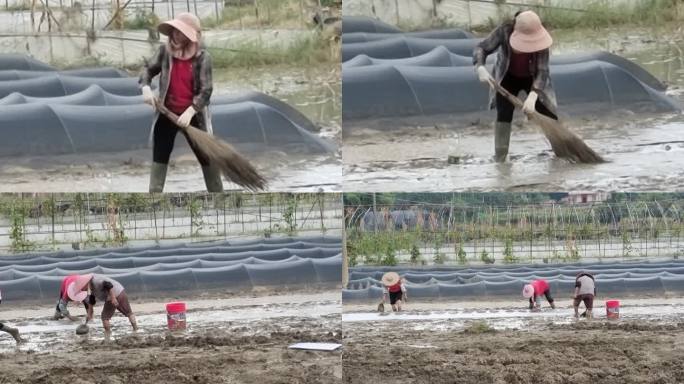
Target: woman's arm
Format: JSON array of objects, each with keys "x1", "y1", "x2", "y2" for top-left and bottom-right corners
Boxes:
[
  {"x1": 473, "y1": 24, "x2": 505, "y2": 66},
  {"x1": 192, "y1": 50, "x2": 213, "y2": 111},
  {"x1": 532, "y1": 49, "x2": 550, "y2": 92},
  {"x1": 139, "y1": 44, "x2": 164, "y2": 87}
]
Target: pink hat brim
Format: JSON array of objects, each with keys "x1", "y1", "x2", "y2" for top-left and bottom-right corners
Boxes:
[
  {"x1": 67, "y1": 273, "x2": 93, "y2": 301},
  {"x1": 522, "y1": 284, "x2": 534, "y2": 298},
  {"x1": 67, "y1": 282, "x2": 88, "y2": 302},
  {"x1": 510, "y1": 28, "x2": 553, "y2": 53},
  {"x1": 158, "y1": 19, "x2": 199, "y2": 43}
]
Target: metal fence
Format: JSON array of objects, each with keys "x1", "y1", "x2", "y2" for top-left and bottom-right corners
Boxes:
[
  {"x1": 0, "y1": 193, "x2": 343, "y2": 254},
  {"x1": 0, "y1": 0, "x2": 335, "y2": 66},
  {"x1": 345, "y1": 199, "x2": 684, "y2": 266}
]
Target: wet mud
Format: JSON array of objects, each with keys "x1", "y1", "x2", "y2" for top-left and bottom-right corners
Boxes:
[{"x1": 0, "y1": 291, "x2": 342, "y2": 383}]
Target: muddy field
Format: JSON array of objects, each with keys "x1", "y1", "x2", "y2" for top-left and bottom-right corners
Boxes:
[
  {"x1": 343, "y1": 298, "x2": 684, "y2": 383},
  {"x1": 342, "y1": 26, "x2": 684, "y2": 192},
  {"x1": 343, "y1": 301, "x2": 684, "y2": 384},
  {"x1": 0, "y1": 65, "x2": 342, "y2": 192},
  {"x1": 0, "y1": 291, "x2": 342, "y2": 384}
]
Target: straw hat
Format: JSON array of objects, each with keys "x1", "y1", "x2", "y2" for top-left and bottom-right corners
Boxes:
[
  {"x1": 381, "y1": 272, "x2": 400, "y2": 286},
  {"x1": 522, "y1": 284, "x2": 534, "y2": 298},
  {"x1": 67, "y1": 274, "x2": 93, "y2": 302},
  {"x1": 509, "y1": 11, "x2": 552, "y2": 53},
  {"x1": 158, "y1": 13, "x2": 201, "y2": 43}
]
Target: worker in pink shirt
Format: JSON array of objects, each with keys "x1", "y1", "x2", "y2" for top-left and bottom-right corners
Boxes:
[{"x1": 522, "y1": 279, "x2": 556, "y2": 311}]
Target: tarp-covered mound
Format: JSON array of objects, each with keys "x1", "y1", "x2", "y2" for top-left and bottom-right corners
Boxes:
[
  {"x1": 0, "y1": 87, "x2": 320, "y2": 135},
  {"x1": 342, "y1": 61, "x2": 681, "y2": 120},
  {"x1": 0, "y1": 68, "x2": 128, "y2": 81},
  {"x1": 0, "y1": 102, "x2": 333, "y2": 157},
  {"x1": 342, "y1": 37, "x2": 481, "y2": 62},
  {"x1": 0, "y1": 235, "x2": 342, "y2": 301},
  {"x1": 343, "y1": 260, "x2": 684, "y2": 301},
  {"x1": 342, "y1": 46, "x2": 666, "y2": 91},
  {"x1": 343, "y1": 15, "x2": 402, "y2": 34},
  {"x1": 0, "y1": 75, "x2": 145, "y2": 99},
  {"x1": 342, "y1": 29, "x2": 474, "y2": 44},
  {"x1": 0, "y1": 54, "x2": 56, "y2": 71}
]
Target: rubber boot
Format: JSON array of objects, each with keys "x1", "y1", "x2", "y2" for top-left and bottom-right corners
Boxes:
[
  {"x1": 149, "y1": 162, "x2": 168, "y2": 193},
  {"x1": 202, "y1": 166, "x2": 224, "y2": 193},
  {"x1": 1, "y1": 324, "x2": 23, "y2": 344},
  {"x1": 494, "y1": 121, "x2": 512, "y2": 162}
]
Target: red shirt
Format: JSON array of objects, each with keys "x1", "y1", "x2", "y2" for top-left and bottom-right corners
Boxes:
[
  {"x1": 165, "y1": 57, "x2": 195, "y2": 115},
  {"x1": 388, "y1": 282, "x2": 402, "y2": 293},
  {"x1": 531, "y1": 279, "x2": 549, "y2": 297},
  {"x1": 508, "y1": 50, "x2": 532, "y2": 78},
  {"x1": 59, "y1": 275, "x2": 79, "y2": 301}
]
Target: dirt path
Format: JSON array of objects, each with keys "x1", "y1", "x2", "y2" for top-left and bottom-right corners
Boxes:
[
  {"x1": 0, "y1": 328, "x2": 342, "y2": 384},
  {"x1": 343, "y1": 321, "x2": 684, "y2": 384}
]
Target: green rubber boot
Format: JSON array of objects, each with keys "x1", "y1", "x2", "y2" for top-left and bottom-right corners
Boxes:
[
  {"x1": 149, "y1": 162, "x2": 168, "y2": 193},
  {"x1": 202, "y1": 166, "x2": 224, "y2": 193},
  {"x1": 494, "y1": 121, "x2": 512, "y2": 163},
  {"x1": 0, "y1": 324, "x2": 23, "y2": 344}
]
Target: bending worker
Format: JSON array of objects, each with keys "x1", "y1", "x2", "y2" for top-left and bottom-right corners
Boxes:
[
  {"x1": 523, "y1": 278, "x2": 556, "y2": 311},
  {"x1": 381, "y1": 272, "x2": 408, "y2": 312},
  {"x1": 574, "y1": 271, "x2": 596, "y2": 319}
]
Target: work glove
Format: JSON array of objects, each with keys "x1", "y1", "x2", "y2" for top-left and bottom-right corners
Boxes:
[
  {"x1": 476, "y1": 65, "x2": 493, "y2": 84},
  {"x1": 177, "y1": 106, "x2": 197, "y2": 128},
  {"x1": 141, "y1": 85, "x2": 155, "y2": 105},
  {"x1": 523, "y1": 91, "x2": 538, "y2": 114}
]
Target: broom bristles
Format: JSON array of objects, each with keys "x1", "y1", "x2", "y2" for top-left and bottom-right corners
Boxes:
[
  {"x1": 183, "y1": 128, "x2": 268, "y2": 191},
  {"x1": 488, "y1": 79, "x2": 605, "y2": 164},
  {"x1": 155, "y1": 101, "x2": 267, "y2": 191}
]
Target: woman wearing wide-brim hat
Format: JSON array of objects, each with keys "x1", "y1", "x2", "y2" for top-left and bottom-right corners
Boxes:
[
  {"x1": 381, "y1": 272, "x2": 407, "y2": 312},
  {"x1": 473, "y1": 10, "x2": 559, "y2": 163},
  {"x1": 139, "y1": 12, "x2": 223, "y2": 193}
]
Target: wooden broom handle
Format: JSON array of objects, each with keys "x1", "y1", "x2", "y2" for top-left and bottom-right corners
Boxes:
[{"x1": 487, "y1": 78, "x2": 535, "y2": 117}]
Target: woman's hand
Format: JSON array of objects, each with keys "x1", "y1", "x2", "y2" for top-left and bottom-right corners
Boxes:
[
  {"x1": 141, "y1": 86, "x2": 155, "y2": 105},
  {"x1": 476, "y1": 66, "x2": 493, "y2": 84},
  {"x1": 523, "y1": 91, "x2": 538, "y2": 114},
  {"x1": 178, "y1": 106, "x2": 197, "y2": 128}
]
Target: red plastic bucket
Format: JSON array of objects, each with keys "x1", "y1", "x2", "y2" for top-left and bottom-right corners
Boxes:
[
  {"x1": 166, "y1": 302, "x2": 186, "y2": 330},
  {"x1": 606, "y1": 300, "x2": 620, "y2": 319}
]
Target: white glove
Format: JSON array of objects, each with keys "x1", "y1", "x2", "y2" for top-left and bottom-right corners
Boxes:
[
  {"x1": 523, "y1": 91, "x2": 538, "y2": 114},
  {"x1": 476, "y1": 65, "x2": 493, "y2": 84},
  {"x1": 141, "y1": 85, "x2": 154, "y2": 105},
  {"x1": 177, "y1": 106, "x2": 197, "y2": 128}
]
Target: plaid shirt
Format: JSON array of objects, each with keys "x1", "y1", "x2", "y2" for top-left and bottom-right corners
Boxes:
[
  {"x1": 473, "y1": 21, "x2": 557, "y2": 115},
  {"x1": 139, "y1": 44, "x2": 213, "y2": 132}
]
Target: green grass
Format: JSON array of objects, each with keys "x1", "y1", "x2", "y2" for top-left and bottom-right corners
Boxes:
[
  {"x1": 463, "y1": 321, "x2": 496, "y2": 334},
  {"x1": 470, "y1": 0, "x2": 682, "y2": 33},
  {"x1": 202, "y1": 0, "x2": 313, "y2": 29},
  {"x1": 209, "y1": 33, "x2": 337, "y2": 68},
  {"x1": 540, "y1": 0, "x2": 681, "y2": 29}
]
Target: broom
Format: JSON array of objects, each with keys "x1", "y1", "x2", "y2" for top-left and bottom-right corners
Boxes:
[
  {"x1": 154, "y1": 99, "x2": 267, "y2": 191},
  {"x1": 487, "y1": 79, "x2": 605, "y2": 164}
]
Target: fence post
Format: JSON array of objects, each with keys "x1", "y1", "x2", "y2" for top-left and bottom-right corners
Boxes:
[
  {"x1": 213, "y1": 0, "x2": 219, "y2": 24},
  {"x1": 394, "y1": 0, "x2": 400, "y2": 26}
]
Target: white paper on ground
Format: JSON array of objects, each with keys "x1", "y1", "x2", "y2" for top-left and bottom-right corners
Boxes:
[{"x1": 288, "y1": 342, "x2": 342, "y2": 351}]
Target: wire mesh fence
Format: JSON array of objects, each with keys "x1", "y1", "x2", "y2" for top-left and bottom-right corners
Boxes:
[
  {"x1": 0, "y1": 192, "x2": 343, "y2": 254},
  {"x1": 0, "y1": 0, "x2": 339, "y2": 66},
  {"x1": 345, "y1": 198, "x2": 684, "y2": 266}
]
